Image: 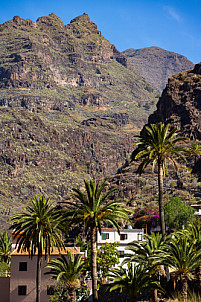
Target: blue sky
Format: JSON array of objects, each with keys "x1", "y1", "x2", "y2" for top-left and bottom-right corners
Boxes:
[{"x1": 0, "y1": 0, "x2": 201, "y2": 63}]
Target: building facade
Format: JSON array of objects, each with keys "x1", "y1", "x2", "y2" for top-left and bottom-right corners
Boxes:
[
  {"x1": 97, "y1": 227, "x2": 144, "y2": 266},
  {"x1": 10, "y1": 247, "x2": 80, "y2": 302}
]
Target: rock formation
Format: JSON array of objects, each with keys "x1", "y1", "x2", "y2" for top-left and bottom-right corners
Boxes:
[
  {"x1": 123, "y1": 46, "x2": 194, "y2": 93},
  {"x1": 147, "y1": 62, "x2": 201, "y2": 140}
]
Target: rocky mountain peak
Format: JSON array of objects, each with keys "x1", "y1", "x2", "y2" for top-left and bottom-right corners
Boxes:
[
  {"x1": 123, "y1": 46, "x2": 194, "y2": 93},
  {"x1": 70, "y1": 13, "x2": 91, "y2": 24},
  {"x1": 11, "y1": 15, "x2": 34, "y2": 26},
  {"x1": 68, "y1": 13, "x2": 102, "y2": 37},
  {"x1": 36, "y1": 13, "x2": 64, "y2": 28}
]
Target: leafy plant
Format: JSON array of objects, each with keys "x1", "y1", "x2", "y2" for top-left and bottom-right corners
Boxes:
[{"x1": 164, "y1": 196, "x2": 196, "y2": 231}]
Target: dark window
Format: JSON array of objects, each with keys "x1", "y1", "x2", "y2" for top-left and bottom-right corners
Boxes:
[
  {"x1": 119, "y1": 251, "x2": 124, "y2": 258},
  {"x1": 102, "y1": 233, "x2": 109, "y2": 240},
  {"x1": 120, "y1": 234, "x2": 127, "y2": 240},
  {"x1": 19, "y1": 262, "x2": 27, "y2": 271},
  {"x1": 47, "y1": 286, "x2": 55, "y2": 295},
  {"x1": 18, "y1": 286, "x2": 27, "y2": 295},
  {"x1": 138, "y1": 233, "x2": 143, "y2": 241}
]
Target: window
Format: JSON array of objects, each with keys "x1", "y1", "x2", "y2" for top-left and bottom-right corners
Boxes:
[
  {"x1": 47, "y1": 286, "x2": 55, "y2": 295},
  {"x1": 18, "y1": 286, "x2": 27, "y2": 295},
  {"x1": 119, "y1": 251, "x2": 124, "y2": 258},
  {"x1": 138, "y1": 233, "x2": 143, "y2": 241},
  {"x1": 102, "y1": 233, "x2": 109, "y2": 240},
  {"x1": 120, "y1": 234, "x2": 127, "y2": 240},
  {"x1": 19, "y1": 262, "x2": 27, "y2": 271}
]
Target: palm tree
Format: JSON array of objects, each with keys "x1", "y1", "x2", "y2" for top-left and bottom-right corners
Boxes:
[
  {"x1": 108, "y1": 263, "x2": 163, "y2": 302},
  {"x1": 45, "y1": 252, "x2": 83, "y2": 302},
  {"x1": 10, "y1": 195, "x2": 64, "y2": 302},
  {"x1": 123, "y1": 232, "x2": 166, "y2": 302},
  {"x1": 131, "y1": 122, "x2": 187, "y2": 236},
  {"x1": 0, "y1": 232, "x2": 12, "y2": 264},
  {"x1": 184, "y1": 222, "x2": 201, "y2": 295},
  {"x1": 62, "y1": 179, "x2": 130, "y2": 302},
  {"x1": 160, "y1": 232, "x2": 201, "y2": 301},
  {"x1": 189, "y1": 141, "x2": 201, "y2": 165}
]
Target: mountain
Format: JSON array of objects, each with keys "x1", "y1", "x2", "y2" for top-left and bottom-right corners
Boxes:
[
  {"x1": 123, "y1": 46, "x2": 194, "y2": 93},
  {"x1": 0, "y1": 13, "x2": 156, "y2": 111},
  {"x1": 0, "y1": 13, "x2": 197, "y2": 231},
  {"x1": 147, "y1": 62, "x2": 201, "y2": 140},
  {"x1": 0, "y1": 13, "x2": 159, "y2": 231}
]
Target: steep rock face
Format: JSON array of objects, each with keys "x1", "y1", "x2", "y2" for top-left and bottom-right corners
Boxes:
[
  {"x1": 0, "y1": 13, "x2": 156, "y2": 112},
  {"x1": 147, "y1": 63, "x2": 201, "y2": 139},
  {"x1": 123, "y1": 47, "x2": 194, "y2": 93},
  {"x1": 0, "y1": 107, "x2": 134, "y2": 230}
]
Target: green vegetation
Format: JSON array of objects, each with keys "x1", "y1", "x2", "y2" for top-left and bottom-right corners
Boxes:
[
  {"x1": 83, "y1": 242, "x2": 119, "y2": 285},
  {"x1": 61, "y1": 179, "x2": 130, "y2": 302},
  {"x1": 0, "y1": 232, "x2": 11, "y2": 264},
  {"x1": 164, "y1": 196, "x2": 196, "y2": 230},
  {"x1": 10, "y1": 195, "x2": 64, "y2": 302},
  {"x1": 131, "y1": 122, "x2": 187, "y2": 235},
  {"x1": 45, "y1": 252, "x2": 83, "y2": 302},
  {"x1": 108, "y1": 263, "x2": 163, "y2": 302}
]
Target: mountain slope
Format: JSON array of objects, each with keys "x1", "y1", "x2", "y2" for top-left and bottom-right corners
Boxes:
[
  {"x1": 0, "y1": 13, "x2": 156, "y2": 111},
  {"x1": 0, "y1": 13, "x2": 159, "y2": 230},
  {"x1": 123, "y1": 46, "x2": 194, "y2": 93}
]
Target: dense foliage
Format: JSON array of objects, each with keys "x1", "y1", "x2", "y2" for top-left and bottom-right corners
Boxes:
[
  {"x1": 83, "y1": 242, "x2": 119, "y2": 284},
  {"x1": 164, "y1": 196, "x2": 196, "y2": 230}
]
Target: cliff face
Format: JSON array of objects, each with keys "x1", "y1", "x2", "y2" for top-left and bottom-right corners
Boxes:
[
  {"x1": 0, "y1": 13, "x2": 156, "y2": 111},
  {"x1": 147, "y1": 63, "x2": 201, "y2": 140},
  {"x1": 123, "y1": 46, "x2": 194, "y2": 93}
]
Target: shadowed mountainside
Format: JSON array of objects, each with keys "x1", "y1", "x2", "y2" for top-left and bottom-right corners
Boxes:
[{"x1": 123, "y1": 46, "x2": 194, "y2": 93}]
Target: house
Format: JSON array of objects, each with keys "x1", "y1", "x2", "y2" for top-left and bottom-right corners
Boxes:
[
  {"x1": 97, "y1": 227, "x2": 144, "y2": 266},
  {"x1": 10, "y1": 246, "x2": 81, "y2": 302},
  {"x1": 0, "y1": 232, "x2": 81, "y2": 302},
  {"x1": 191, "y1": 204, "x2": 201, "y2": 218}
]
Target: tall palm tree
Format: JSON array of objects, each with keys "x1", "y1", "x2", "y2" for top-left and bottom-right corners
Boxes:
[
  {"x1": 131, "y1": 122, "x2": 187, "y2": 236},
  {"x1": 62, "y1": 179, "x2": 130, "y2": 302},
  {"x1": 108, "y1": 263, "x2": 163, "y2": 302},
  {"x1": 10, "y1": 195, "x2": 64, "y2": 302},
  {"x1": 160, "y1": 233, "x2": 201, "y2": 301},
  {"x1": 45, "y1": 252, "x2": 83, "y2": 302},
  {"x1": 0, "y1": 232, "x2": 12, "y2": 264},
  {"x1": 123, "y1": 232, "x2": 166, "y2": 302}
]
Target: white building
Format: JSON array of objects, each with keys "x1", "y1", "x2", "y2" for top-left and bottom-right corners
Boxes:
[{"x1": 97, "y1": 227, "x2": 144, "y2": 266}]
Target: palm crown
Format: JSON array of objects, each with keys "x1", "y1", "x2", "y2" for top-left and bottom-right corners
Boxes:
[
  {"x1": 11, "y1": 195, "x2": 64, "y2": 257},
  {"x1": 131, "y1": 122, "x2": 187, "y2": 175},
  {"x1": 45, "y1": 252, "x2": 83, "y2": 289},
  {"x1": 108, "y1": 263, "x2": 163, "y2": 302},
  {"x1": 64, "y1": 179, "x2": 130, "y2": 234}
]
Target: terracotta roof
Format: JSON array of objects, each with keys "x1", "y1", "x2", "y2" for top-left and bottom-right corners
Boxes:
[{"x1": 11, "y1": 246, "x2": 80, "y2": 256}]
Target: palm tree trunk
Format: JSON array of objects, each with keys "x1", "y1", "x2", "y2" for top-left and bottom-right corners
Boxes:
[
  {"x1": 158, "y1": 161, "x2": 165, "y2": 236},
  {"x1": 152, "y1": 289, "x2": 158, "y2": 302},
  {"x1": 181, "y1": 278, "x2": 188, "y2": 301},
  {"x1": 195, "y1": 265, "x2": 201, "y2": 295},
  {"x1": 91, "y1": 226, "x2": 98, "y2": 302},
  {"x1": 36, "y1": 252, "x2": 42, "y2": 302},
  {"x1": 68, "y1": 288, "x2": 77, "y2": 302}
]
